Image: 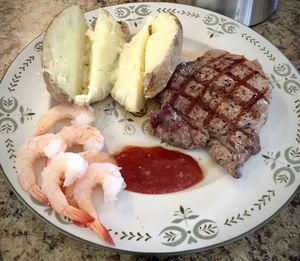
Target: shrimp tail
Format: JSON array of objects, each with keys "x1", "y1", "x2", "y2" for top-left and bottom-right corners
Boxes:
[
  {"x1": 63, "y1": 206, "x2": 95, "y2": 224},
  {"x1": 64, "y1": 185, "x2": 78, "y2": 208},
  {"x1": 30, "y1": 185, "x2": 49, "y2": 205},
  {"x1": 90, "y1": 221, "x2": 115, "y2": 246},
  {"x1": 66, "y1": 195, "x2": 78, "y2": 209}
]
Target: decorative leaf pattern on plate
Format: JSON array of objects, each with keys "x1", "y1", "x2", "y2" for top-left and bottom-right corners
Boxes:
[
  {"x1": 5, "y1": 138, "x2": 15, "y2": 157},
  {"x1": 8, "y1": 73, "x2": 21, "y2": 92},
  {"x1": 103, "y1": 100, "x2": 137, "y2": 135},
  {"x1": 0, "y1": 96, "x2": 35, "y2": 134},
  {"x1": 114, "y1": 5, "x2": 151, "y2": 27},
  {"x1": 241, "y1": 33, "x2": 275, "y2": 61},
  {"x1": 157, "y1": 8, "x2": 200, "y2": 18},
  {"x1": 118, "y1": 112, "x2": 136, "y2": 135},
  {"x1": 157, "y1": 7, "x2": 176, "y2": 14},
  {"x1": 203, "y1": 14, "x2": 239, "y2": 38},
  {"x1": 253, "y1": 190, "x2": 275, "y2": 210},
  {"x1": 159, "y1": 206, "x2": 218, "y2": 246},
  {"x1": 172, "y1": 205, "x2": 199, "y2": 225},
  {"x1": 34, "y1": 41, "x2": 43, "y2": 52},
  {"x1": 5, "y1": 138, "x2": 16, "y2": 167},
  {"x1": 293, "y1": 100, "x2": 300, "y2": 143},
  {"x1": 0, "y1": 96, "x2": 18, "y2": 112},
  {"x1": 193, "y1": 219, "x2": 218, "y2": 239},
  {"x1": 224, "y1": 210, "x2": 251, "y2": 226},
  {"x1": 118, "y1": 231, "x2": 152, "y2": 241},
  {"x1": 135, "y1": 5, "x2": 152, "y2": 16},
  {"x1": 262, "y1": 151, "x2": 281, "y2": 170},
  {"x1": 262, "y1": 146, "x2": 299, "y2": 187},
  {"x1": 270, "y1": 63, "x2": 300, "y2": 96},
  {"x1": 104, "y1": 100, "x2": 119, "y2": 118},
  {"x1": 7, "y1": 53, "x2": 36, "y2": 92},
  {"x1": 19, "y1": 56, "x2": 35, "y2": 72},
  {"x1": 224, "y1": 190, "x2": 276, "y2": 226}
]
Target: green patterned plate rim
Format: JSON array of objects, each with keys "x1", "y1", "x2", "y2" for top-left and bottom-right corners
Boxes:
[{"x1": 0, "y1": 2, "x2": 299, "y2": 255}]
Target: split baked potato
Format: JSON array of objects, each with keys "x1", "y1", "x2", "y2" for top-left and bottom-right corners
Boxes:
[
  {"x1": 110, "y1": 19, "x2": 153, "y2": 113},
  {"x1": 42, "y1": 5, "x2": 128, "y2": 104},
  {"x1": 144, "y1": 13, "x2": 183, "y2": 99},
  {"x1": 111, "y1": 12, "x2": 183, "y2": 113},
  {"x1": 42, "y1": 6, "x2": 183, "y2": 112}
]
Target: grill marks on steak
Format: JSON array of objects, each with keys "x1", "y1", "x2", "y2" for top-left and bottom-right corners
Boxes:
[{"x1": 148, "y1": 49, "x2": 271, "y2": 178}]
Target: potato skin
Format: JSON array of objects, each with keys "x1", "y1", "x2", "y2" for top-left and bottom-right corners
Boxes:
[
  {"x1": 41, "y1": 5, "x2": 89, "y2": 104},
  {"x1": 144, "y1": 14, "x2": 183, "y2": 99},
  {"x1": 42, "y1": 70, "x2": 72, "y2": 103},
  {"x1": 41, "y1": 6, "x2": 77, "y2": 104},
  {"x1": 118, "y1": 21, "x2": 131, "y2": 42}
]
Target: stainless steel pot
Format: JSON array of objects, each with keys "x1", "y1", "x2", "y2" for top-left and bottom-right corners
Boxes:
[{"x1": 178, "y1": 0, "x2": 278, "y2": 26}]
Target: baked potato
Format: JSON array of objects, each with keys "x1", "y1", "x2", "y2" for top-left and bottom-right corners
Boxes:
[
  {"x1": 144, "y1": 13, "x2": 183, "y2": 99},
  {"x1": 42, "y1": 5, "x2": 128, "y2": 104},
  {"x1": 42, "y1": 7, "x2": 183, "y2": 111},
  {"x1": 111, "y1": 13, "x2": 183, "y2": 113},
  {"x1": 110, "y1": 19, "x2": 152, "y2": 113},
  {"x1": 42, "y1": 5, "x2": 88, "y2": 103}
]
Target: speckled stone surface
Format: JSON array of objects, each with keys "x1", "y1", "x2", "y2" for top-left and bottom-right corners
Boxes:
[{"x1": 0, "y1": 0, "x2": 299, "y2": 260}]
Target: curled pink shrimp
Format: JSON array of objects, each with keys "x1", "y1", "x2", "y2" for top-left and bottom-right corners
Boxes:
[
  {"x1": 64, "y1": 150, "x2": 116, "y2": 214},
  {"x1": 41, "y1": 152, "x2": 94, "y2": 224},
  {"x1": 34, "y1": 104, "x2": 95, "y2": 136},
  {"x1": 16, "y1": 133, "x2": 66, "y2": 205},
  {"x1": 56, "y1": 125, "x2": 104, "y2": 152},
  {"x1": 71, "y1": 163, "x2": 125, "y2": 245},
  {"x1": 79, "y1": 149, "x2": 117, "y2": 165}
]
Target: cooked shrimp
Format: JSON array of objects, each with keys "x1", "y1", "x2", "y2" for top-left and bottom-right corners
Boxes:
[
  {"x1": 80, "y1": 150, "x2": 116, "y2": 165},
  {"x1": 34, "y1": 104, "x2": 95, "y2": 136},
  {"x1": 56, "y1": 125, "x2": 104, "y2": 152},
  {"x1": 71, "y1": 163, "x2": 126, "y2": 245},
  {"x1": 64, "y1": 150, "x2": 116, "y2": 210},
  {"x1": 41, "y1": 152, "x2": 94, "y2": 224},
  {"x1": 16, "y1": 133, "x2": 67, "y2": 205}
]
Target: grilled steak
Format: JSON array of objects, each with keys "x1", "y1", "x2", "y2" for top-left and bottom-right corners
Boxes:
[{"x1": 148, "y1": 49, "x2": 271, "y2": 178}]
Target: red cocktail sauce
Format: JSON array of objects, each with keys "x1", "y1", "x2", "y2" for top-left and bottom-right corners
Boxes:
[{"x1": 113, "y1": 146, "x2": 203, "y2": 194}]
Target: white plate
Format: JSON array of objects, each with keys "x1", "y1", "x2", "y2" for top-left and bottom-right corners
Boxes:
[{"x1": 0, "y1": 2, "x2": 299, "y2": 255}]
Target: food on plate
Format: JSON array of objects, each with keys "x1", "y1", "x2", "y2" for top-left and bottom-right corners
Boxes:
[
  {"x1": 34, "y1": 104, "x2": 95, "y2": 136},
  {"x1": 42, "y1": 5, "x2": 128, "y2": 104},
  {"x1": 114, "y1": 146, "x2": 203, "y2": 194},
  {"x1": 42, "y1": 6, "x2": 89, "y2": 103},
  {"x1": 16, "y1": 108, "x2": 125, "y2": 245},
  {"x1": 16, "y1": 133, "x2": 67, "y2": 204},
  {"x1": 75, "y1": 8, "x2": 130, "y2": 105},
  {"x1": 110, "y1": 19, "x2": 152, "y2": 113},
  {"x1": 42, "y1": 5, "x2": 183, "y2": 112},
  {"x1": 68, "y1": 162, "x2": 125, "y2": 246},
  {"x1": 41, "y1": 152, "x2": 94, "y2": 224},
  {"x1": 56, "y1": 125, "x2": 105, "y2": 152},
  {"x1": 144, "y1": 13, "x2": 183, "y2": 99},
  {"x1": 148, "y1": 49, "x2": 271, "y2": 178},
  {"x1": 80, "y1": 149, "x2": 117, "y2": 165},
  {"x1": 111, "y1": 12, "x2": 183, "y2": 113}
]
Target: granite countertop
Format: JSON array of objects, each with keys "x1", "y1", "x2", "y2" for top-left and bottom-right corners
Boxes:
[{"x1": 0, "y1": 0, "x2": 299, "y2": 260}]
